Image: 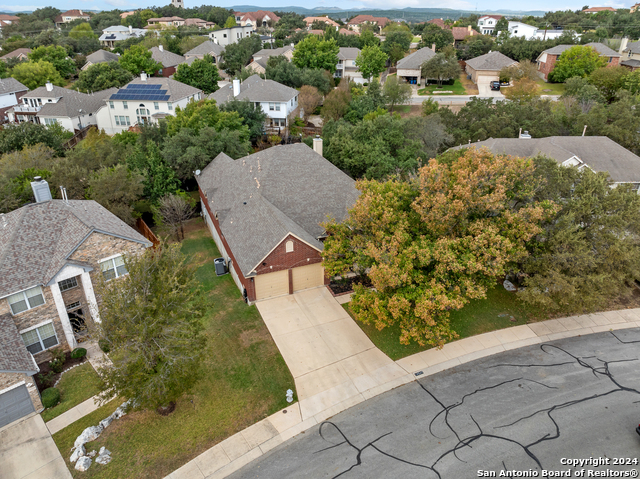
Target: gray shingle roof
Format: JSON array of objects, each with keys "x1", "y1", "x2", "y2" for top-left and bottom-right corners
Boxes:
[
  {"x1": 184, "y1": 40, "x2": 225, "y2": 57},
  {"x1": 85, "y1": 49, "x2": 119, "y2": 65},
  {"x1": 36, "y1": 88, "x2": 118, "y2": 119},
  {"x1": 465, "y1": 51, "x2": 517, "y2": 71},
  {"x1": 111, "y1": 77, "x2": 202, "y2": 102},
  {"x1": 209, "y1": 74, "x2": 298, "y2": 104},
  {"x1": 0, "y1": 77, "x2": 27, "y2": 95},
  {"x1": 0, "y1": 314, "x2": 37, "y2": 374},
  {"x1": 397, "y1": 47, "x2": 436, "y2": 70},
  {"x1": 624, "y1": 41, "x2": 640, "y2": 55},
  {"x1": 0, "y1": 199, "x2": 151, "y2": 298},
  {"x1": 0, "y1": 48, "x2": 31, "y2": 60},
  {"x1": 338, "y1": 47, "x2": 360, "y2": 61},
  {"x1": 621, "y1": 59, "x2": 640, "y2": 68},
  {"x1": 253, "y1": 45, "x2": 293, "y2": 59},
  {"x1": 196, "y1": 143, "x2": 360, "y2": 277},
  {"x1": 542, "y1": 42, "x2": 621, "y2": 57},
  {"x1": 449, "y1": 136, "x2": 640, "y2": 183},
  {"x1": 150, "y1": 46, "x2": 186, "y2": 68}
]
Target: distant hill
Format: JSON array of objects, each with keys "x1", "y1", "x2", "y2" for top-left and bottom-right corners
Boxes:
[{"x1": 230, "y1": 5, "x2": 547, "y2": 20}]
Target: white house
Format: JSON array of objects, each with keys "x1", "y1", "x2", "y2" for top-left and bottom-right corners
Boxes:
[
  {"x1": 0, "y1": 77, "x2": 28, "y2": 124},
  {"x1": 477, "y1": 15, "x2": 502, "y2": 35},
  {"x1": 507, "y1": 21, "x2": 569, "y2": 40},
  {"x1": 209, "y1": 26, "x2": 254, "y2": 46},
  {"x1": 209, "y1": 75, "x2": 298, "y2": 129},
  {"x1": 335, "y1": 47, "x2": 365, "y2": 83},
  {"x1": 95, "y1": 74, "x2": 202, "y2": 135},
  {"x1": 8, "y1": 82, "x2": 115, "y2": 132},
  {"x1": 100, "y1": 25, "x2": 147, "y2": 48}
]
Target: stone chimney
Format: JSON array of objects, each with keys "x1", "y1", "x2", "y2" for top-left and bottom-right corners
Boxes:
[
  {"x1": 233, "y1": 79, "x2": 240, "y2": 97},
  {"x1": 620, "y1": 37, "x2": 629, "y2": 54},
  {"x1": 129, "y1": 25, "x2": 133, "y2": 34},
  {"x1": 468, "y1": 25, "x2": 472, "y2": 32},
  {"x1": 431, "y1": 43, "x2": 436, "y2": 52},
  {"x1": 45, "y1": 81, "x2": 53, "y2": 92},
  {"x1": 141, "y1": 72, "x2": 147, "y2": 81},
  {"x1": 159, "y1": 45, "x2": 164, "y2": 52},
  {"x1": 31, "y1": 176, "x2": 52, "y2": 203},
  {"x1": 313, "y1": 136, "x2": 323, "y2": 156}
]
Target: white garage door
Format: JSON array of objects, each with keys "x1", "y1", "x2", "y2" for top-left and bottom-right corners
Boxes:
[
  {"x1": 254, "y1": 270, "x2": 289, "y2": 300},
  {"x1": 292, "y1": 263, "x2": 324, "y2": 292},
  {"x1": 0, "y1": 384, "x2": 35, "y2": 428}
]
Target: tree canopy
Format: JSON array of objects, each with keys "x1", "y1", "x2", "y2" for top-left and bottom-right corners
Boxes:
[
  {"x1": 119, "y1": 44, "x2": 162, "y2": 76},
  {"x1": 292, "y1": 36, "x2": 340, "y2": 73},
  {"x1": 548, "y1": 45, "x2": 607, "y2": 82},
  {"x1": 173, "y1": 55, "x2": 222, "y2": 94},
  {"x1": 355, "y1": 45, "x2": 388, "y2": 81},
  {"x1": 75, "y1": 61, "x2": 134, "y2": 93}
]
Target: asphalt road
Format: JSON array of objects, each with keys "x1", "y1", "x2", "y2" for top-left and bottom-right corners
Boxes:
[{"x1": 230, "y1": 329, "x2": 640, "y2": 479}]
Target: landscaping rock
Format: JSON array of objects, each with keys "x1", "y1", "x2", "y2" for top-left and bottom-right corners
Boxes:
[
  {"x1": 99, "y1": 415, "x2": 113, "y2": 429},
  {"x1": 112, "y1": 400, "x2": 130, "y2": 419},
  {"x1": 73, "y1": 425, "x2": 103, "y2": 449},
  {"x1": 99, "y1": 446, "x2": 111, "y2": 456},
  {"x1": 87, "y1": 450, "x2": 97, "y2": 458},
  {"x1": 70, "y1": 445, "x2": 85, "y2": 463},
  {"x1": 503, "y1": 279, "x2": 517, "y2": 292},
  {"x1": 75, "y1": 456, "x2": 92, "y2": 471},
  {"x1": 95, "y1": 453, "x2": 112, "y2": 465}
]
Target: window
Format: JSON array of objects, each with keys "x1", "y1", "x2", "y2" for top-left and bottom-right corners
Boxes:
[
  {"x1": 123, "y1": 101, "x2": 128, "y2": 110},
  {"x1": 8, "y1": 286, "x2": 45, "y2": 315},
  {"x1": 100, "y1": 256, "x2": 127, "y2": 280},
  {"x1": 154, "y1": 101, "x2": 159, "y2": 110},
  {"x1": 44, "y1": 118, "x2": 58, "y2": 126},
  {"x1": 66, "y1": 301, "x2": 81, "y2": 310},
  {"x1": 115, "y1": 115, "x2": 120, "y2": 125},
  {"x1": 285, "y1": 240, "x2": 294, "y2": 253},
  {"x1": 21, "y1": 323, "x2": 58, "y2": 354},
  {"x1": 255, "y1": 102, "x2": 260, "y2": 109},
  {"x1": 269, "y1": 102, "x2": 275, "y2": 111},
  {"x1": 109, "y1": 101, "x2": 114, "y2": 109},
  {"x1": 223, "y1": 33, "x2": 227, "y2": 38},
  {"x1": 123, "y1": 116, "x2": 130, "y2": 125},
  {"x1": 168, "y1": 102, "x2": 173, "y2": 110},
  {"x1": 37, "y1": 98, "x2": 42, "y2": 106},
  {"x1": 58, "y1": 277, "x2": 78, "y2": 292}
]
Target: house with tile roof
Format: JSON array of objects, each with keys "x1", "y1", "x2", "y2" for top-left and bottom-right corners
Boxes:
[
  {"x1": 95, "y1": 73, "x2": 202, "y2": 134},
  {"x1": 234, "y1": 10, "x2": 280, "y2": 29},
  {"x1": 150, "y1": 45, "x2": 186, "y2": 76},
  {"x1": 451, "y1": 25, "x2": 479, "y2": 46},
  {"x1": 0, "y1": 48, "x2": 31, "y2": 62},
  {"x1": 347, "y1": 14, "x2": 389, "y2": 33},
  {"x1": 8, "y1": 82, "x2": 116, "y2": 132},
  {"x1": 537, "y1": 42, "x2": 620, "y2": 80},
  {"x1": 184, "y1": 18, "x2": 216, "y2": 29},
  {"x1": 304, "y1": 16, "x2": 339, "y2": 29},
  {"x1": 210, "y1": 75, "x2": 298, "y2": 129},
  {"x1": 0, "y1": 78, "x2": 28, "y2": 124},
  {"x1": 397, "y1": 47, "x2": 437, "y2": 85},
  {"x1": 81, "y1": 49, "x2": 119, "y2": 71},
  {"x1": 146, "y1": 16, "x2": 185, "y2": 28},
  {"x1": 583, "y1": 6, "x2": 616, "y2": 13},
  {"x1": 0, "y1": 182, "x2": 151, "y2": 428},
  {"x1": 0, "y1": 14, "x2": 19, "y2": 31},
  {"x1": 99, "y1": 25, "x2": 147, "y2": 48},
  {"x1": 465, "y1": 50, "x2": 517, "y2": 85},
  {"x1": 196, "y1": 142, "x2": 359, "y2": 302},
  {"x1": 54, "y1": 9, "x2": 90, "y2": 28}
]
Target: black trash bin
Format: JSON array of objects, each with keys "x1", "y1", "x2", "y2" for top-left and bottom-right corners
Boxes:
[{"x1": 214, "y1": 258, "x2": 227, "y2": 276}]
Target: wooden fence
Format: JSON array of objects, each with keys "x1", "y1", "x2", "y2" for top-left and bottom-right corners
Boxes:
[
  {"x1": 62, "y1": 125, "x2": 96, "y2": 150},
  {"x1": 136, "y1": 218, "x2": 160, "y2": 249}
]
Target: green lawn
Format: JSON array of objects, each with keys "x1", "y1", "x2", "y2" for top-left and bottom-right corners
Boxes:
[
  {"x1": 418, "y1": 79, "x2": 467, "y2": 95},
  {"x1": 536, "y1": 78, "x2": 566, "y2": 95},
  {"x1": 42, "y1": 363, "x2": 102, "y2": 422},
  {"x1": 53, "y1": 219, "x2": 294, "y2": 479},
  {"x1": 345, "y1": 286, "x2": 549, "y2": 361},
  {"x1": 412, "y1": 36, "x2": 422, "y2": 42}
]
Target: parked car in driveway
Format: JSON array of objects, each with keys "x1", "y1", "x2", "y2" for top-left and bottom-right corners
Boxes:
[{"x1": 490, "y1": 81, "x2": 501, "y2": 91}]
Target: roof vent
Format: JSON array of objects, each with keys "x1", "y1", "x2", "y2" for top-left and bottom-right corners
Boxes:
[
  {"x1": 31, "y1": 177, "x2": 52, "y2": 203},
  {"x1": 519, "y1": 128, "x2": 531, "y2": 139}
]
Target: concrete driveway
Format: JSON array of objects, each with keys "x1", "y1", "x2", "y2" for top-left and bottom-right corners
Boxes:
[
  {"x1": 477, "y1": 81, "x2": 505, "y2": 97},
  {"x1": 256, "y1": 287, "x2": 411, "y2": 421},
  {"x1": 0, "y1": 413, "x2": 71, "y2": 479}
]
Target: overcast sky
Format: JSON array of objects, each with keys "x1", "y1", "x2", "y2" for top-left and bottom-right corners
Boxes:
[{"x1": 0, "y1": 0, "x2": 633, "y2": 15}]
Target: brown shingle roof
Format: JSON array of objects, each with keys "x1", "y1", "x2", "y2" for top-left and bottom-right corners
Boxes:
[
  {"x1": 0, "y1": 48, "x2": 31, "y2": 60},
  {"x1": 0, "y1": 314, "x2": 37, "y2": 374},
  {"x1": 452, "y1": 26, "x2": 479, "y2": 40}
]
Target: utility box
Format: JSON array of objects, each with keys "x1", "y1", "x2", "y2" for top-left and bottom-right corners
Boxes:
[{"x1": 214, "y1": 258, "x2": 227, "y2": 276}]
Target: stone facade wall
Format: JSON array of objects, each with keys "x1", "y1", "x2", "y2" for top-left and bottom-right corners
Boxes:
[
  {"x1": 0, "y1": 288, "x2": 71, "y2": 364},
  {"x1": 0, "y1": 372, "x2": 43, "y2": 411},
  {"x1": 60, "y1": 277, "x2": 92, "y2": 321}
]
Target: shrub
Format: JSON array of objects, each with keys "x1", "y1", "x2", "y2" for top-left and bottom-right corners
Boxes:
[
  {"x1": 70, "y1": 348, "x2": 87, "y2": 359},
  {"x1": 50, "y1": 347, "x2": 66, "y2": 363},
  {"x1": 37, "y1": 371, "x2": 55, "y2": 388},
  {"x1": 98, "y1": 339, "x2": 111, "y2": 353},
  {"x1": 48, "y1": 358, "x2": 64, "y2": 373},
  {"x1": 42, "y1": 388, "x2": 60, "y2": 408}
]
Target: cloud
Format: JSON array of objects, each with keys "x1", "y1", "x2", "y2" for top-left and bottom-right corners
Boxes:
[
  {"x1": 105, "y1": 0, "x2": 136, "y2": 6},
  {"x1": 352, "y1": 0, "x2": 474, "y2": 9},
  {"x1": 0, "y1": 4, "x2": 45, "y2": 11}
]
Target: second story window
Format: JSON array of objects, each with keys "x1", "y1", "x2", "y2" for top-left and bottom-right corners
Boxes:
[
  {"x1": 168, "y1": 102, "x2": 173, "y2": 110},
  {"x1": 269, "y1": 102, "x2": 275, "y2": 111},
  {"x1": 58, "y1": 277, "x2": 78, "y2": 292},
  {"x1": 100, "y1": 255, "x2": 127, "y2": 281},
  {"x1": 21, "y1": 322, "x2": 58, "y2": 354},
  {"x1": 154, "y1": 102, "x2": 159, "y2": 110},
  {"x1": 123, "y1": 101, "x2": 128, "y2": 110},
  {"x1": 109, "y1": 101, "x2": 114, "y2": 109},
  {"x1": 8, "y1": 286, "x2": 45, "y2": 315}
]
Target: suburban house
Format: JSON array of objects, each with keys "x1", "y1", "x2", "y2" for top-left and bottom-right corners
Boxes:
[
  {"x1": 184, "y1": 40, "x2": 225, "y2": 64},
  {"x1": 0, "y1": 181, "x2": 151, "y2": 428},
  {"x1": 95, "y1": 74, "x2": 202, "y2": 134},
  {"x1": 8, "y1": 82, "x2": 116, "y2": 132},
  {"x1": 477, "y1": 15, "x2": 502, "y2": 35},
  {"x1": 631, "y1": 2, "x2": 640, "y2": 13},
  {"x1": 210, "y1": 76, "x2": 298, "y2": 129},
  {"x1": 451, "y1": 136, "x2": 640, "y2": 191},
  {"x1": 196, "y1": 142, "x2": 360, "y2": 302},
  {"x1": 0, "y1": 48, "x2": 31, "y2": 62},
  {"x1": 347, "y1": 15, "x2": 389, "y2": 33},
  {"x1": 247, "y1": 45, "x2": 294, "y2": 73},
  {"x1": 100, "y1": 25, "x2": 147, "y2": 48},
  {"x1": 146, "y1": 16, "x2": 186, "y2": 28},
  {"x1": 397, "y1": 47, "x2": 437, "y2": 85},
  {"x1": 507, "y1": 22, "x2": 567, "y2": 40},
  {"x1": 81, "y1": 49, "x2": 119, "y2": 70},
  {"x1": 150, "y1": 45, "x2": 186, "y2": 76},
  {"x1": 0, "y1": 14, "x2": 19, "y2": 30},
  {"x1": 451, "y1": 26, "x2": 479, "y2": 46},
  {"x1": 54, "y1": 10, "x2": 90, "y2": 28},
  {"x1": 335, "y1": 47, "x2": 364, "y2": 83},
  {"x1": 583, "y1": 6, "x2": 616, "y2": 13},
  {"x1": 209, "y1": 26, "x2": 254, "y2": 46},
  {"x1": 465, "y1": 51, "x2": 517, "y2": 85},
  {"x1": 234, "y1": 10, "x2": 280, "y2": 29},
  {"x1": 0, "y1": 78, "x2": 28, "y2": 124},
  {"x1": 171, "y1": 0, "x2": 183, "y2": 8},
  {"x1": 619, "y1": 38, "x2": 640, "y2": 70},
  {"x1": 537, "y1": 43, "x2": 620, "y2": 80},
  {"x1": 427, "y1": 18, "x2": 447, "y2": 28},
  {"x1": 304, "y1": 16, "x2": 339, "y2": 29},
  {"x1": 120, "y1": 10, "x2": 137, "y2": 19},
  {"x1": 184, "y1": 18, "x2": 216, "y2": 29}
]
